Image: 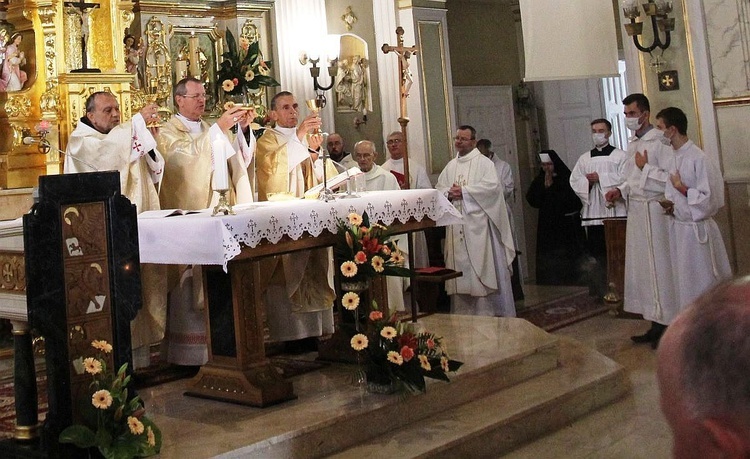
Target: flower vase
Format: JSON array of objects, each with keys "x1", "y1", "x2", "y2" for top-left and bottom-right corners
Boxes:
[
  {"x1": 340, "y1": 280, "x2": 369, "y2": 292},
  {"x1": 365, "y1": 372, "x2": 397, "y2": 395}
]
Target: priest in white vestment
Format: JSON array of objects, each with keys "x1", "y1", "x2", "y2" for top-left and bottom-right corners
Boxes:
[
  {"x1": 656, "y1": 107, "x2": 731, "y2": 311},
  {"x1": 64, "y1": 91, "x2": 165, "y2": 369},
  {"x1": 254, "y1": 91, "x2": 337, "y2": 343},
  {"x1": 381, "y1": 131, "x2": 431, "y2": 270},
  {"x1": 569, "y1": 119, "x2": 628, "y2": 298},
  {"x1": 607, "y1": 94, "x2": 676, "y2": 347},
  {"x1": 157, "y1": 77, "x2": 254, "y2": 365},
  {"x1": 477, "y1": 138, "x2": 525, "y2": 301},
  {"x1": 436, "y1": 125, "x2": 516, "y2": 317},
  {"x1": 354, "y1": 140, "x2": 407, "y2": 312}
]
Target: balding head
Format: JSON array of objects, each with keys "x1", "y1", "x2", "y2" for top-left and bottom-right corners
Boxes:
[
  {"x1": 657, "y1": 276, "x2": 750, "y2": 458},
  {"x1": 354, "y1": 140, "x2": 377, "y2": 172}
]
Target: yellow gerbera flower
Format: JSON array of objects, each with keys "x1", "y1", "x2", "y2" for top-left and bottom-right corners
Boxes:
[
  {"x1": 419, "y1": 354, "x2": 431, "y2": 371},
  {"x1": 350, "y1": 333, "x2": 369, "y2": 351},
  {"x1": 347, "y1": 213, "x2": 363, "y2": 226},
  {"x1": 371, "y1": 256, "x2": 384, "y2": 273},
  {"x1": 387, "y1": 351, "x2": 404, "y2": 365},
  {"x1": 342, "y1": 292, "x2": 360, "y2": 310},
  {"x1": 340, "y1": 261, "x2": 358, "y2": 277},
  {"x1": 91, "y1": 340, "x2": 112, "y2": 353},
  {"x1": 83, "y1": 357, "x2": 102, "y2": 375},
  {"x1": 222, "y1": 79, "x2": 235, "y2": 92},
  {"x1": 244, "y1": 69, "x2": 255, "y2": 81},
  {"x1": 390, "y1": 251, "x2": 404, "y2": 265},
  {"x1": 441, "y1": 356, "x2": 450, "y2": 372},
  {"x1": 127, "y1": 416, "x2": 145, "y2": 435},
  {"x1": 91, "y1": 389, "x2": 113, "y2": 410},
  {"x1": 147, "y1": 426, "x2": 156, "y2": 447},
  {"x1": 380, "y1": 326, "x2": 397, "y2": 340}
]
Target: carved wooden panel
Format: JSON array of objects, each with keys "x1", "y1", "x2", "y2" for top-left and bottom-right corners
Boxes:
[{"x1": 0, "y1": 251, "x2": 25, "y2": 292}]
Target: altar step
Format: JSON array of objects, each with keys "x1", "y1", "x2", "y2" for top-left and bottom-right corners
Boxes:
[
  {"x1": 327, "y1": 339, "x2": 627, "y2": 458},
  {"x1": 208, "y1": 316, "x2": 627, "y2": 459}
]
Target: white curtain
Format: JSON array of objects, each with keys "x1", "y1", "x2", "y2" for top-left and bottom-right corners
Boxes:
[
  {"x1": 374, "y1": 1, "x2": 401, "y2": 137},
  {"x1": 520, "y1": 0, "x2": 619, "y2": 81},
  {"x1": 274, "y1": 0, "x2": 334, "y2": 131}
]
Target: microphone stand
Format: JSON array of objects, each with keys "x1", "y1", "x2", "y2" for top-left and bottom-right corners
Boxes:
[{"x1": 319, "y1": 146, "x2": 335, "y2": 202}]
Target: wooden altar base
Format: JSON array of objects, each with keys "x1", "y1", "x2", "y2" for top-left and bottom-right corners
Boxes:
[{"x1": 185, "y1": 363, "x2": 296, "y2": 407}]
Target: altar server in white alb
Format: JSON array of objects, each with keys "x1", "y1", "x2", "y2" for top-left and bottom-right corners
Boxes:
[
  {"x1": 569, "y1": 118, "x2": 628, "y2": 298},
  {"x1": 607, "y1": 93, "x2": 676, "y2": 347},
  {"x1": 656, "y1": 106, "x2": 731, "y2": 311},
  {"x1": 436, "y1": 125, "x2": 516, "y2": 317},
  {"x1": 64, "y1": 91, "x2": 165, "y2": 369}
]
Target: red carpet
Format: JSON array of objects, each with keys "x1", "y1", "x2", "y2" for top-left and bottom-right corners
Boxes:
[
  {"x1": 517, "y1": 291, "x2": 611, "y2": 332},
  {"x1": 0, "y1": 374, "x2": 47, "y2": 440}
]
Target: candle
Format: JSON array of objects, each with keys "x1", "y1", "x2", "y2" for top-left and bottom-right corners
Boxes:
[
  {"x1": 188, "y1": 33, "x2": 200, "y2": 78},
  {"x1": 175, "y1": 60, "x2": 188, "y2": 80},
  {"x1": 212, "y1": 140, "x2": 229, "y2": 191}
]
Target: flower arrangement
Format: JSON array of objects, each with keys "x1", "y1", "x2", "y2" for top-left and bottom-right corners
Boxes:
[
  {"x1": 350, "y1": 302, "x2": 463, "y2": 393},
  {"x1": 59, "y1": 340, "x2": 161, "y2": 458},
  {"x1": 335, "y1": 211, "x2": 412, "y2": 286},
  {"x1": 216, "y1": 29, "x2": 279, "y2": 97}
]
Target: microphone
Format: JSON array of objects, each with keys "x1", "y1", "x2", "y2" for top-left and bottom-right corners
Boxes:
[{"x1": 23, "y1": 137, "x2": 100, "y2": 171}]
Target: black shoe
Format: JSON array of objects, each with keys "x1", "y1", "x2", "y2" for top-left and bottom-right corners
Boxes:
[
  {"x1": 650, "y1": 325, "x2": 667, "y2": 349},
  {"x1": 630, "y1": 330, "x2": 654, "y2": 344}
]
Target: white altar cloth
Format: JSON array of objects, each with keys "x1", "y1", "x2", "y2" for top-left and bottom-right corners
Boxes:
[{"x1": 137, "y1": 189, "x2": 462, "y2": 269}]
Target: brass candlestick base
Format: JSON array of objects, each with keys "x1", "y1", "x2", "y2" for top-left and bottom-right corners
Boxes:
[{"x1": 212, "y1": 189, "x2": 234, "y2": 216}]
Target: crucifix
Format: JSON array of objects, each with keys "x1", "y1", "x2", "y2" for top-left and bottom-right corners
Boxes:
[
  {"x1": 381, "y1": 26, "x2": 419, "y2": 191},
  {"x1": 65, "y1": 0, "x2": 101, "y2": 73},
  {"x1": 382, "y1": 27, "x2": 421, "y2": 323}
]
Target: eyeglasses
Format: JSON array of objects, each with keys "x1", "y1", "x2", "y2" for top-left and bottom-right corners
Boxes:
[
  {"x1": 386, "y1": 139, "x2": 402, "y2": 145},
  {"x1": 454, "y1": 136, "x2": 473, "y2": 142},
  {"x1": 181, "y1": 94, "x2": 207, "y2": 100}
]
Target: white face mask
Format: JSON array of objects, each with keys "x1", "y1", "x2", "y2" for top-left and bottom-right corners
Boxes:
[
  {"x1": 625, "y1": 117, "x2": 643, "y2": 132},
  {"x1": 592, "y1": 133, "x2": 608, "y2": 147},
  {"x1": 658, "y1": 130, "x2": 672, "y2": 146}
]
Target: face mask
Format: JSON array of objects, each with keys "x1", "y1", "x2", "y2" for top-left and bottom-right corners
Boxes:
[
  {"x1": 658, "y1": 130, "x2": 672, "y2": 146},
  {"x1": 625, "y1": 117, "x2": 643, "y2": 132},
  {"x1": 592, "y1": 133, "x2": 608, "y2": 147}
]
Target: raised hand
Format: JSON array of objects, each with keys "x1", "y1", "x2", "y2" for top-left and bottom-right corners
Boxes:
[{"x1": 635, "y1": 149, "x2": 648, "y2": 170}]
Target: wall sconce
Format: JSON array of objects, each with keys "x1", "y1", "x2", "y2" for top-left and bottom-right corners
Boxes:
[
  {"x1": 299, "y1": 35, "x2": 341, "y2": 102},
  {"x1": 622, "y1": 0, "x2": 674, "y2": 53}
]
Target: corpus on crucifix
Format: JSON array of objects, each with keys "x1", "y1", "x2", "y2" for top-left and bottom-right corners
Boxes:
[{"x1": 65, "y1": 0, "x2": 101, "y2": 72}]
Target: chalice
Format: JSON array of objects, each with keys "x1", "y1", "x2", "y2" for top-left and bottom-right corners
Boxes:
[
  {"x1": 142, "y1": 94, "x2": 162, "y2": 128},
  {"x1": 305, "y1": 98, "x2": 324, "y2": 137}
]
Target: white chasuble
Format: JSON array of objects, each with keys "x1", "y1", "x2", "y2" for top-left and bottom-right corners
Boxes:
[{"x1": 436, "y1": 149, "x2": 515, "y2": 317}]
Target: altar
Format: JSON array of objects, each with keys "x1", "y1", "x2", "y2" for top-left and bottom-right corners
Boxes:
[{"x1": 136, "y1": 188, "x2": 461, "y2": 406}]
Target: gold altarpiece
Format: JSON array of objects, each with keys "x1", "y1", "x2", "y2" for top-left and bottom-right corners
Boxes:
[{"x1": 0, "y1": 0, "x2": 275, "y2": 191}]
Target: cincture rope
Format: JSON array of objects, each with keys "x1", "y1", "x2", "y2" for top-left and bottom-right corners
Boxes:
[{"x1": 631, "y1": 196, "x2": 663, "y2": 321}]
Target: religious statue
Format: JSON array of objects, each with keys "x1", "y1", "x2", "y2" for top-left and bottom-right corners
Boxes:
[
  {"x1": 0, "y1": 33, "x2": 28, "y2": 92},
  {"x1": 124, "y1": 34, "x2": 145, "y2": 89},
  {"x1": 335, "y1": 55, "x2": 368, "y2": 113},
  {"x1": 64, "y1": 0, "x2": 101, "y2": 72}
]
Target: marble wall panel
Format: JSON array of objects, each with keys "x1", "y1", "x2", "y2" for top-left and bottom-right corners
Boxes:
[{"x1": 704, "y1": 0, "x2": 750, "y2": 98}]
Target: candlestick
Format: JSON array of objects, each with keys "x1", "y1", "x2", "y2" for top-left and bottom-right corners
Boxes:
[
  {"x1": 212, "y1": 189, "x2": 234, "y2": 216},
  {"x1": 212, "y1": 139, "x2": 229, "y2": 191}
]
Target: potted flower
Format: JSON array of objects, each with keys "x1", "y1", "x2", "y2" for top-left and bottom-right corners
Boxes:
[
  {"x1": 350, "y1": 302, "x2": 463, "y2": 394},
  {"x1": 335, "y1": 211, "x2": 413, "y2": 292},
  {"x1": 216, "y1": 28, "x2": 279, "y2": 124},
  {"x1": 59, "y1": 340, "x2": 161, "y2": 458}
]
